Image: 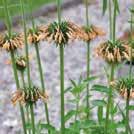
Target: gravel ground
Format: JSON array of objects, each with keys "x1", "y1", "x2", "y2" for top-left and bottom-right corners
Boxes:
[{"x1": 0, "y1": 0, "x2": 134, "y2": 133}]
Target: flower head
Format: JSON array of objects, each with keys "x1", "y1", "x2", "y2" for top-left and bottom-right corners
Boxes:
[
  {"x1": 116, "y1": 78, "x2": 134, "y2": 99},
  {"x1": 15, "y1": 56, "x2": 27, "y2": 71},
  {"x1": 81, "y1": 25, "x2": 106, "y2": 42},
  {"x1": 38, "y1": 21, "x2": 86, "y2": 46},
  {"x1": 0, "y1": 34, "x2": 4, "y2": 47},
  {"x1": 11, "y1": 86, "x2": 48, "y2": 106},
  {"x1": 95, "y1": 40, "x2": 130, "y2": 64},
  {"x1": 27, "y1": 27, "x2": 46, "y2": 44},
  {"x1": 1, "y1": 33, "x2": 24, "y2": 51},
  {"x1": 126, "y1": 40, "x2": 134, "y2": 61}
]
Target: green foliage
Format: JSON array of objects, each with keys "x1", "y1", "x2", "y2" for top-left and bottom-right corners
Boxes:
[
  {"x1": 0, "y1": 0, "x2": 54, "y2": 19},
  {"x1": 102, "y1": 0, "x2": 120, "y2": 15}
]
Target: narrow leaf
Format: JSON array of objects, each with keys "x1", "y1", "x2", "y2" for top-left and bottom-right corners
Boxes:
[{"x1": 102, "y1": 0, "x2": 108, "y2": 15}]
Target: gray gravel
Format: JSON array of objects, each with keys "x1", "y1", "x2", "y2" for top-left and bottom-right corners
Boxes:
[{"x1": 0, "y1": 0, "x2": 134, "y2": 133}]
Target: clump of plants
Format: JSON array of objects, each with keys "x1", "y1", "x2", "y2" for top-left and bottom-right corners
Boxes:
[{"x1": 0, "y1": 0, "x2": 134, "y2": 134}]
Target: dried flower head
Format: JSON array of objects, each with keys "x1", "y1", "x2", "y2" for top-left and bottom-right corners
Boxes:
[
  {"x1": 15, "y1": 56, "x2": 27, "y2": 71},
  {"x1": 116, "y1": 78, "x2": 134, "y2": 99},
  {"x1": 1, "y1": 33, "x2": 24, "y2": 51},
  {"x1": 38, "y1": 21, "x2": 86, "y2": 45},
  {"x1": 0, "y1": 34, "x2": 4, "y2": 47},
  {"x1": 126, "y1": 40, "x2": 134, "y2": 61},
  {"x1": 95, "y1": 40, "x2": 130, "y2": 64},
  {"x1": 81, "y1": 25, "x2": 106, "y2": 42},
  {"x1": 27, "y1": 27, "x2": 46, "y2": 44},
  {"x1": 11, "y1": 86, "x2": 48, "y2": 106}
]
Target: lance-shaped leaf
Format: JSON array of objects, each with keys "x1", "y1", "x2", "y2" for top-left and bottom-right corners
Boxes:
[
  {"x1": 113, "y1": 0, "x2": 120, "y2": 13},
  {"x1": 102, "y1": 0, "x2": 108, "y2": 15},
  {"x1": 92, "y1": 84, "x2": 110, "y2": 94}
]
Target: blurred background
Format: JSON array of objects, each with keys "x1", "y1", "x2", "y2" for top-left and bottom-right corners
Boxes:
[{"x1": 0, "y1": 0, "x2": 133, "y2": 134}]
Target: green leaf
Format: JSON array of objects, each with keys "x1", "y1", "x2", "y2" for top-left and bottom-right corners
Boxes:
[
  {"x1": 67, "y1": 99, "x2": 77, "y2": 104},
  {"x1": 92, "y1": 85, "x2": 110, "y2": 94},
  {"x1": 129, "y1": 8, "x2": 134, "y2": 13},
  {"x1": 38, "y1": 123, "x2": 56, "y2": 132},
  {"x1": 70, "y1": 79, "x2": 77, "y2": 87},
  {"x1": 71, "y1": 82, "x2": 87, "y2": 94},
  {"x1": 111, "y1": 103, "x2": 118, "y2": 115},
  {"x1": 64, "y1": 87, "x2": 72, "y2": 94},
  {"x1": 113, "y1": 0, "x2": 120, "y2": 13},
  {"x1": 83, "y1": 76, "x2": 98, "y2": 83},
  {"x1": 92, "y1": 100, "x2": 106, "y2": 107},
  {"x1": 80, "y1": 120, "x2": 96, "y2": 129},
  {"x1": 65, "y1": 110, "x2": 76, "y2": 123},
  {"x1": 97, "y1": 106, "x2": 103, "y2": 124},
  {"x1": 117, "y1": 104, "x2": 132, "y2": 134},
  {"x1": 128, "y1": 105, "x2": 134, "y2": 110},
  {"x1": 128, "y1": 20, "x2": 134, "y2": 24},
  {"x1": 78, "y1": 75, "x2": 83, "y2": 84},
  {"x1": 102, "y1": 0, "x2": 108, "y2": 15}
]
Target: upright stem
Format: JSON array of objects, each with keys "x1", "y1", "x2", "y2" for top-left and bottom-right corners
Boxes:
[
  {"x1": 20, "y1": 0, "x2": 35, "y2": 133},
  {"x1": 74, "y1": 94, "x2": 80, "y2": 122},
  {"x1": 125, "y1": 11, "x2": 134, "y2": 134},
  {"x1": 125, "y1": 91, "x2": 130, "y2": 134},
  {"x1": 85, "y1": 0, "x2": 89, "y2": 27},
  {"x1": 59, "y1": 46, "x2": 65, "y2": 134},
  {"x1": 29, "y1": 0, "x2": 50, "y2": 131},
  {"x1": 29, "y1": 0, "x2": 35, "y2": 30},
  {"x1": 105, "y1": 1, "x2": 117, "y2": 133},
  {"x1": 10, "y1": 51, "x2": 27, "y2": 134},
  {"x1": 57, "y1": 0, "x2": 61, "y2": 24},
  {"x1": 113, "y1": 1, "x2": 117, "y2": 43},
  {"x1": 86, "y1": 42, "x2": 90, "y2": 119},
  {"x1": 57, "y1": 0, "x2": 65, "y2": 133},
  {"x1": 85, "y1": 0, "x2": 90, "y2": 119},
  {"x1": 3, "y1": 0, "x2": 27, "y2": 133},
  {"x1": 105, "y1": 64, "x2": 115, "y2": 134},
  {"x1": 34, "y1": 44, "x2": 50, "y2": 125},
  {"x1": 129, "y1": 13, "x2": 133, "y2": 79},
  {"x1": 21, "y1": 71, "x2": 26, "y2": 87},
  {"x1": 3, "y1": 0, "x2": 12, "y2": 37},
  {"x1": 20, "y1": 0, "x2": 31, "y2": 87},
  {"x1": 21, "y1": 71, "x2": 31, "y2": 134},
  {"x1": 109, "y1": 0, "x2": 113, "y2": 39}
]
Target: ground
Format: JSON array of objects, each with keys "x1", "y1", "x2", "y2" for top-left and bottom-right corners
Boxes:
[{"x1": 0, "y1": 0, "x2": 133, "y2": 133}]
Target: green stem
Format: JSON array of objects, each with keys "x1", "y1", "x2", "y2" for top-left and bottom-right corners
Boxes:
[
  {"x1": 125, "y1": 91, "x2": 130, "y2": 134},
  {"x1": 57, "y1": 0, "x2": 61, "y2": 24},
  {"x1": 34, "y1": 44, "x2": 50, "y2": 125},
  {"x1": 59, "y1": 45, "x2": 65, "y2": 134},
  {"x1": 20, "y1": 0, "x2": 35, "y2": 133},
  {"x1": 57, "y1": 0, "x2": 65, "y2": 133},
  {"x1": 105, "y1": 1, "x2": 117, "y2": 133},
  {"x1": 20, "y1": 0, "x2": 31, "y2": 87},
  {"x1": 29, "y1": 0, "x2": 35, "y2": 30},
  {"x1": 105, "y1": 64, "x2": 115, "y2": 134},
  {"x1": 129, "y1": 13, "x2": 133, "y2": 79},
  {"x1": 3, "y1": 0, "x2": 27, "y2": 133},
  {"x1": 26, "y1": 107, "x2": 32, "y2": 134},
  {"x1": 30, "y1": 104, "x2": 35, "y2": 134},
  {"x1": 113, "y1": 1, "x2": 117, "y2": 43},
  {"x1": 2, "y1": 0, "x2": 12, "y2": 37},
  {"x1": 21, "y1": 71, "x2": 31, "y2": 134},
  {"x1": 30, "y1": 0, "x2": 50, "y2": 129},
  {"x1": 85, "y1": 0, "x2": 90, "y2": 119},
  {"x1": 21, "y1": 71, "x2": 26, "y2": 87},
  {"x1": 10, "y1": 51, "x2": 27, "y2": 134},
  {"x1": 74, "y1": 94, "x2": 80, "y2": 122},
  {"x1": 126, "y1": 11, "x2": 134, "y2": 134},
  {"x1": 85, "y1": 0, "x2": 89, "y2": 27},
  {"x1": 86, "y1": 42, "x2": 90, "y2": 119},
  {"x1": 109, "y1": 0, "x2": 113, "y2": 40}
]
